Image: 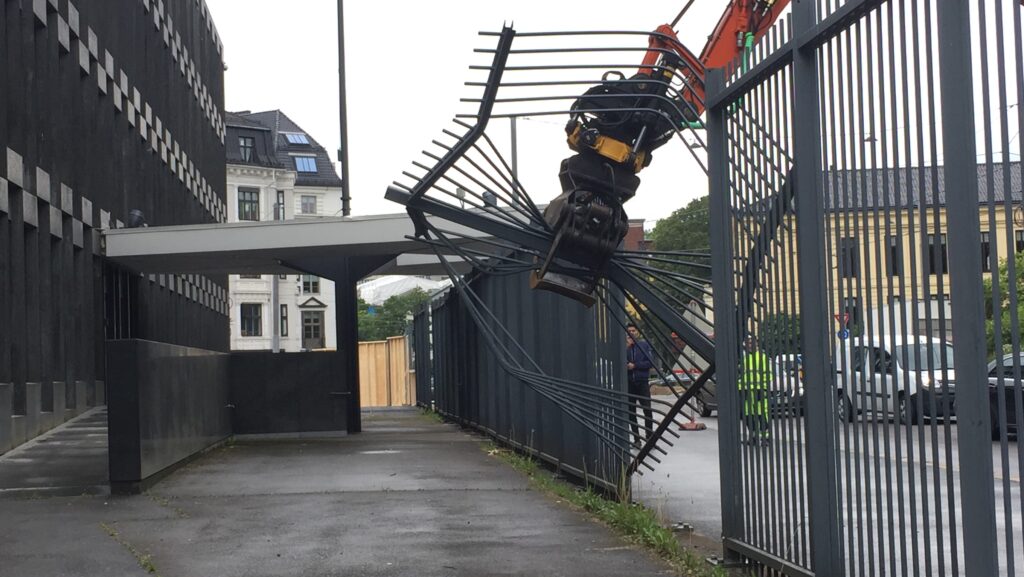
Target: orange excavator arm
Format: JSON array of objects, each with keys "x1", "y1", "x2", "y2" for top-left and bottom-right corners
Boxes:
[{"x1": 640, "y1": 0, "x2": 791, "y2": 118}]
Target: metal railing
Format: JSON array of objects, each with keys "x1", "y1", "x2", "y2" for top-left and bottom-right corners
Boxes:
[
  {"x1": 707, "y1": 0, "x2": 1024, "y2": 574},
  {"x1": 411, "y1": 269, "x2": 630, "y2": 492}
]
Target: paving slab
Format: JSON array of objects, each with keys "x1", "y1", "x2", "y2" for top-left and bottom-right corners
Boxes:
[
  {"x1": 0, "y1": 408, "x2": 675, "y2": 577},
  {"x1": 0, "y1": 407, "x2": 109, "y2": 497}
]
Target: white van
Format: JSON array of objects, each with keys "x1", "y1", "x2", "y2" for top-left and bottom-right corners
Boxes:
[{"x1": 834, "y1": 335, "x2": 956, "y2": 423}]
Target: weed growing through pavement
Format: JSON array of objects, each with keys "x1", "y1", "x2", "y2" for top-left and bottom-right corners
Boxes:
[
  {"x1": 419, "y1": 406, "x2": 446, "y2": 424},
  {"x1": 100, "y1": 522, "x2": 160, "y2": 575},
  {"x1": 483, "y1": 442, "x2": 729, "y2": 577}
]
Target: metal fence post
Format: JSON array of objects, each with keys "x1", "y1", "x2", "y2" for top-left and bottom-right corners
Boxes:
[
  {"x1": 707, "y1": 67, "x2": 745, "y2": 561},
  {"x1": 936, "y1": 0, "x2": 999, "y2": 573},
  {"x1": 791, "y1": 0, "x2": 843, "y2": 573}
]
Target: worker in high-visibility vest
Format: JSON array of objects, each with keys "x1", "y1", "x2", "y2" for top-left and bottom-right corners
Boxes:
[{"x1": 739, "y1": 335, "x2": 772, "y2": 446}]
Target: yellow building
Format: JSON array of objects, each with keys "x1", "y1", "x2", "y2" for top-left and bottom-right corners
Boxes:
[{"x1": 748, "y1": 162, "x2": 1022, "y2": 338}]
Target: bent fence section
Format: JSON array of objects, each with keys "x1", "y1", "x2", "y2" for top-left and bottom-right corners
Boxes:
[{"x1": 412, "y1": 269, "x2": 628, "y2": 492}]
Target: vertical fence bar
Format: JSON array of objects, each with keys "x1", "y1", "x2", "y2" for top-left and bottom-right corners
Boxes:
[
  {"x1": 707, "y1": 67, "x2": 745, "y2": 564},
  {"x1": 936, "y1": 0, "x2": 999, "y2": 574},
  {"x1": 792, "y1": 0, "x2": 843, "y2": 574}
]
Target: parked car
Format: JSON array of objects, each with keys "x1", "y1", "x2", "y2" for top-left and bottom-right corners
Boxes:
[
  {"x1": 650, "y1": 364, "x2": 716, "y2": 417},
  {"x1": 769, "y1": 354, "x2": 804, "y2": 417},
  {"x1": 835, "y1": 335, "x2": 956, "y2": 424},
  {"x1": 987, "y1": 352, "x2": 1023, "y2": 440}
]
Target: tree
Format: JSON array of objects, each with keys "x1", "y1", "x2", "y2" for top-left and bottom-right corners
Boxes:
[
  {"x1": 984, "y1": 251, "x2": 1024, "y2": 357},
  {"x1": 358, "y1": 288, "x2": 432, "y2": 342},
  {"x1": 760, "y1": 313, "x2": 801, "y2": 357},
  {"x1": 649, "y1": 195, "x2": 710, "y2": 256}
]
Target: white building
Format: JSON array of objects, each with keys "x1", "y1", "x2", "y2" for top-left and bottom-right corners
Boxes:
[{"x1": 225, "y1": 110, "x2": 344, "y2": 351}]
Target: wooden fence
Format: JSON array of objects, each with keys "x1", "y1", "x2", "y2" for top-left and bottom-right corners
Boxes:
[{"x1": 358, "y1": 336, "x2": 416, "y2": 408}]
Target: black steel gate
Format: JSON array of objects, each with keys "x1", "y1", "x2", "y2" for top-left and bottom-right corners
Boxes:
[{"x1": 707, "y1": 0, "x2": 1024, "y2": 574}]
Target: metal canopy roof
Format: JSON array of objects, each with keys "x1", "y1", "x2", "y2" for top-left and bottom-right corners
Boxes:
[{"x1": 102, "y1": 212, "x2": 479, "y2": 281}]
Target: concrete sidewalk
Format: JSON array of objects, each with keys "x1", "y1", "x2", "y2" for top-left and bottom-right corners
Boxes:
[{"x1": 0, "y1": 408, "x2": 674, "y2": 577}]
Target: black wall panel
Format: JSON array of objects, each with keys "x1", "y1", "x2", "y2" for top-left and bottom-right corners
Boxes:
[
  {"x1": 1, "y1": 0, "x2": 229, "y2": 450},
  {"x1": 106, "y1": 338, "x2": 231, "y2": 493},
  {"x1": 229, "y1": 352, "x2": 350, "y2": 436}
]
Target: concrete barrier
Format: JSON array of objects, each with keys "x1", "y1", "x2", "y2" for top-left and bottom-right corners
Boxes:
[{"x1": 106, "y1": 339, "x2": 231, "y2": 494}]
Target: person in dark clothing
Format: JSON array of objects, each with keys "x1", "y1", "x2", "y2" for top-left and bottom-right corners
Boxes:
[{"x1": 626, "y1": 323, "x2": 655, "y2": 445}]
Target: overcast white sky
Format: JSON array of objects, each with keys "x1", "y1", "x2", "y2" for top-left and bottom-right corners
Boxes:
[{"x1": 204, "y1": 1, "x2": 726, "y2": 224}]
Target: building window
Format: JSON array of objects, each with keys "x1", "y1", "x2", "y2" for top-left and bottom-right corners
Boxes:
[
  {"x1": 301, "y1": 195, "x2": 317, "y2": 215},
  {"x1": 238, "y1": 188, "x2": 260, "y2": 221},
  {"x1": 839, "y1": 237, "x2": 859, "y2": 278},
  {"x1": 302, "y1": 311, "x2": 325, "y2": 349},
  {"x1": 240, "y1": 274, "x2": 261, "y2": 279},
  {"x1": 888, "y1": 235, "x2": 902, "y2": 277},
  {"x1": 1016, "y1": 230, "x2": 1024, "y2": 253},
  {"x1": 294, "y1": 156, "x2": 317, "y2": 173},
  {"x1": 285, "y1": 133, "x2": 310, "y2": 145},
  {"x1": 240, "y1": 303, "x2": 262, "y2": 337},
  {"x1": 843, "y1": 297, "x2": 861, "y2": 332},
  {"x1": 280, "y1": 304, "x2": 289, "y2": 337},
  {"x1": 981, "y1": 231, "x2": 992, "y2": 273},
  {"x1": 302, "y1": 274, "x2": 320, "y2": 294},
  {"x1": 928, "y1": 233, "x2": 948, "y2": 275},
  {"x1": 239, "y1": 136, "x2": 255, "y2": 162}
]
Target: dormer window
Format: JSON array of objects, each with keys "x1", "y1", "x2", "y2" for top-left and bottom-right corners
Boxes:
[
  {"x1": 239, "y1": 136, "x2": 254, "y2": 162},
  {"x1": 294, "y1": 156, "x2": 317, "y2": 173},
  {"x1": 285, "y1": 133, "x2": 310, "y2": 144}
]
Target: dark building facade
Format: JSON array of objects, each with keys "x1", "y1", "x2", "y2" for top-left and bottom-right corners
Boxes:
[{"x1": 1, "y1": 0, "x2": 228, "y2": 453}]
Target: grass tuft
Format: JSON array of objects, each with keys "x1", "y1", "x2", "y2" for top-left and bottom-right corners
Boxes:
[
  {"x1": 419, "y1": 406, "x2": 447, "y2": 424},
  {"x1": 100, "y1": 522, "x2": 161, "y2": 575},
  {"x1": 483, "y1": 443, "x2": 729, "y2": 577}
]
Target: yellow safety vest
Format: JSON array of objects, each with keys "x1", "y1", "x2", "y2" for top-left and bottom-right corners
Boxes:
[{"x1": 740, "y1": 351, "x2": 772, "y2": 391}]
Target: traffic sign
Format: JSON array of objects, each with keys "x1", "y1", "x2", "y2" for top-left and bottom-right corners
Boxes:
[
  {"x1": 834, "y1": 312, "x2": 850, "y2": 326},
  {"x1": 838, "y1": 329, "x2": 850, "y2": 340}
]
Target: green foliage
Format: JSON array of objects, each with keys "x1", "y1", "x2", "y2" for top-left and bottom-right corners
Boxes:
[
  {"x1": 357, "y1": 288, "x2": 431, "y2": 342},
  {"x1": 984, "y1": 251, "x2": 1024, "y2": 357},
  {"x1": 760, "y1": 313, "x2": 801, "y2": 357},
  {"x1": 485, "y1": 444, "x2": 727, "y2": 577},
  {"x1": 639, "y1": 196, "x2": 713, "y2": 361},
  {"x1": 650, "y1": 196, "x2": 711, "y2": 257}
]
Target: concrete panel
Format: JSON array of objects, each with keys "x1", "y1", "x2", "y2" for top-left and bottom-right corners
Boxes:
[
  {"x1": 35, "y1": 168, "x2": 50, "y2": 203},
  {"x1": 67, "y1": 2, "x2": 79, "y2": 37},
  {"x1": 49, "y1": 206, "x2": 62, "y2": 238},
  {"x1": 22, "y1": 190, "x2": 37, "y2": 228},
  {"x1": 57, "y1": 16, "x2": 70, "y2": 53},
  {"x1": 72, "y1": 220, "x2": 83, "y2": 248},
  {"x1": 25, "y1": 383, "x2": 41, "y2": 437},
  {"x1": 33, "y1": 0, "x2": 46, "y2": 25},
  {"x1": 77, "y1": 39, "x2": 89, "y2": 74},
  {"x1": 75, "y1": 380, "x2": 88, "y2": 413},
  {"x1": 52, "y1": 381, "x2": 66, "y2": 421},
  {"x1": 60, "y1": 183, "x2": 72, "y2": 214},
  {"x1": 0, "y1": 384, "x2": 11, "y2": 453},
  {"x1": 79, "y1": 196, "x2": 91, "y2": 226},
  {"x1": 6, "y1": 148, "x2": 24, "y2": 188},
  {"x1": 11, "y1": 416, "x2": 26, "y2": 447}
]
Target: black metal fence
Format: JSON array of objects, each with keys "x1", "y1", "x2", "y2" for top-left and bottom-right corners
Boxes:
[
  {"x1": 707, "y1": 0, "x2": 1024, "y2": 574},
  {"x1": 411, "y1": 268, "x2": 631, "y2": 492}
]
